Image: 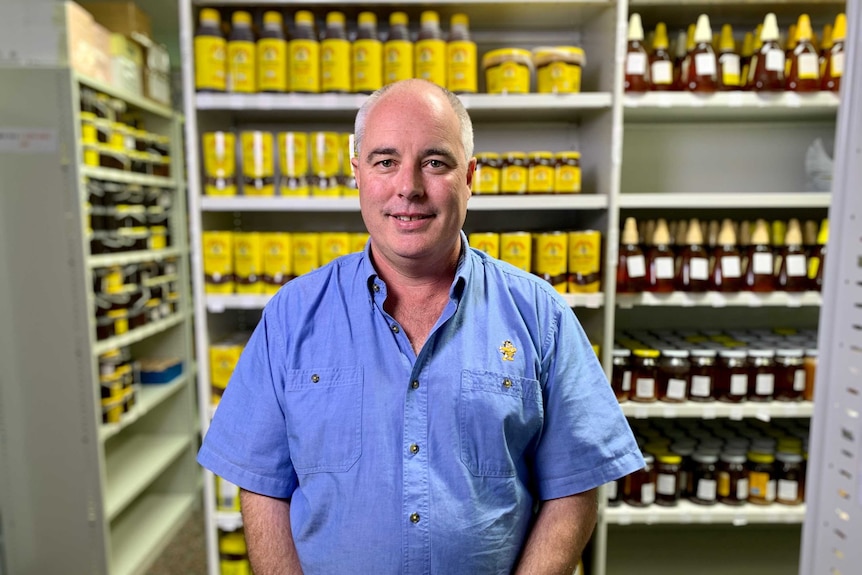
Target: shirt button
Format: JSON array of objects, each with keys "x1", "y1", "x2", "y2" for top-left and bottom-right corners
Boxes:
[
  {"x1": 409, "y1": 443, "x2": 420, "y2": 454},
  {"x1": 410, "y1": 512, "x2": 420, "y2": 524},
  {"x1": 311, "y1": 374, "x2": 320, "y2": 383},
  {"x1": 411, "y1": 380, "x2": 420, "y2": 390},
  {"x1": 373, "y1": 284, "x2": 380, "y2": 293},
  {"x1": 503, "y1": 377, "x2": 513, "y2": 388},
  {"x1": 391, "y1": 324, "x2": 400, "y2": 333}
]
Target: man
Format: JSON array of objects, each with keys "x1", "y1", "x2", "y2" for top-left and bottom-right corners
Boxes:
[{"x1": 198, "y1": 79, "x2": 643, "y2": 574}]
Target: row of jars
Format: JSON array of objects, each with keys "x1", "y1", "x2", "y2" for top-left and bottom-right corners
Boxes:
[
  {"x1": 472, "y1": 151, "x2": 582, "y2": 195},
  {"x1": 210, "y1": 333, "x2": 251, "y2": 406},
  {"x1": 86, "y1": 179, "x2": 174, "y2": 255},
  {"x1": 93, "y1": 259, "x2": 181, "y2": 341},
  {"x1": 98, "y1": 346, "x2": 140, "y2": 425},
  {"x1": 617, "y1": 217, "x2": 828, "y2": 294},
  {"x1": 218, "y1": 527, "x2": 250, "y2": 575},
  {"x1": 202, "y1": 130, "x2": 355, "y2": 197},
  {"x1": 612, "y1": 328, "x2": 817, "y2": 404},
  {"x1": 612, "y1": 418, "x2": 808, "y2": 508},
  {"x1": 81, "y1": 116, "x2": 171, "y2": 178}
]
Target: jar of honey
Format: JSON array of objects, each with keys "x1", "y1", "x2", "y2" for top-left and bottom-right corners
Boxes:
[
  {"x1": 527, "y1": 152, "x2": 555, "y2": 193},
  {"x1": 554, "y1": 152, "x2": 581, "y2": 193},
  {"x1": 482, "y1": 48, "x2": 533, "y2": 94},
  {"x1": 533, "y1": 46, "x2": 585, "y2": 94},
  {"x1": 690, "y1": 451, "x2": 719, "y2": 505},
  {"x1": 747, "y1": 451, "x2": 776, "y2": 505},
  {"x1": 748, "y1": 348, "x2": 776, "y2": 402},
  {"x1": 803, "y1": 348, "x2": 817, "y2": 401},
  {"x1": 473, "y1": 152, "x2": 501, "y2": 194},
  {"x1": 657, "y1": 349, "x2": 690, "y2": 403},
  {"x1": 631, "y1": 349, "x2": 660, "y2": 402},
  {"x1": 500, "y1": 152, "x2": 528, "y2": 194},
  {"x1": 717, "y1": 451, "x2": 749, "y2": 506},
  {"x1": 623, "y1": 453, "x2": 656, "y2": 507},
  {"x1": 611, "y1": 347, "x2": 632, "y2": 402},
  {"x1": 775, "y1": 451, "x2": 805, "y2": 505},
  {"x1": 715, "y1": 349, "x2": 749, "y2": 403},
  {"x1": 774, "y1": 348, "x2": 805, "y2": 401},
  {"x1": 655, "y1": 453, "x2": 682, "y2": 506},
  {"x1": 689, "y1": 349, "x2": 716, "y2": 402}
]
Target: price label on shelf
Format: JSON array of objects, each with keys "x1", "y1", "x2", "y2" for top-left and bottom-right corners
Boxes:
[
  {"x1": 729, "y1": 406, "x2": 744, "y2": 421},
  {"x1": 755, "y1": 407, "x2": 771, "y2": 423}
]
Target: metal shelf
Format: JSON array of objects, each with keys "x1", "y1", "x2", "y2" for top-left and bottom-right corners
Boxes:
[
  {"x1": 81, "y1": 166, "x2": 177, "y2": 188},
  {"x1": 88, "y1": 248, "x2": 184, "y2": 268},
  {"x1": 615, "y1": 291, "x2": 822, "y2": 308},
  {"x1": 76, "y1": 73, "x2": 174, "y2": 119},
  {"x1": 622, "y1": 400, "x2": 814, "y2": 421},
  {"x1": 619, "y1": 193, "x2": 831, "y2": 210},
  {"x1": 624, "y1": 92, "x2": 840, "y2": 122},
  {"x1": 606, "y1": 500, "x2": 806, "y2": 526},
  {"x1": 470, "y1": 195, "x2": 608, "y2": 210},
  {"x1": 98, "y1": 374, "x2": 190, "y2": 443},
  {"x1": 104, "y1": 434, "x2": 192, "y2": 521},
  {"x1": 93, "y1": 313, "x2": 187, "y2": 356}
]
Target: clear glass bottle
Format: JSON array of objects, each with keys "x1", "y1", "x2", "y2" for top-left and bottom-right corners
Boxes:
[
  {"x1": 745, "y1": 219, "x2": 775, "y2": 292},
  {"x1": 711, "y1": 219, "x2": 744, "y2": 292},
  {"x1": 617, "y1": 217, "x2": 647, "y2": 293},
  {"x1": 625, "y1": 13, "x2": 650, "y2": 92},
  {"x1": 748, "y1": 13, "x2": 785, "y2": 91},
  {"x1": 675, "y1": 218, "x2": 710, "y2": 292},
  {"x1": 684, "y1": 14, "x2": 718, "y2": 92},
  {"x1": 650, "y1": 22, "x2": 674, "y2": 91},
  {"x1": 787, "y1": 14, "x2": 820, "y2": 92}
]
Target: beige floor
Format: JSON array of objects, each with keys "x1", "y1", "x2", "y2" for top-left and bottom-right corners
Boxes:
[{"x1": 146, "y1": 506, "x2": 207, "y2": 575}]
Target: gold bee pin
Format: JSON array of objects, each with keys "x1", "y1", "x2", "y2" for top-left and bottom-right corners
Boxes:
[{"x1": 499, "y1": 340, "x2": 517, "y2": 361}]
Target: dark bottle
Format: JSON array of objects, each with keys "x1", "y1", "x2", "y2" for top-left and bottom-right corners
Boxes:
[
  {"x1": 647, "y1": 218, "x2": 675, "y2": 293},
  {"x1": 684, "y1": 14, "x2": 718, "y2": 92},
  {"x1": 711, "y1": 219, "x2": 744, "y2": 292},
  {"x1": 787, "y1": 14, "x2": 820, "y2": 92},
  {"x1": 744, "y1": 219, "x2": 775, "y2": 292},
  {"x1": 748, "y1": 13, "x2": 785, "y2": 91},
  {"x1": 650, "y1": 22, "x2": 674, "y2": 91},
  {"x1": 717, "y1": 24, "x2": 741, "y2": 90},
  {"x1": 777, "y1": 219, "x2": 808, "y2": 292},
  {"x1": 617, "y1": 217, "x2": 647, "y2": 293},
  {"x1": 321, "y1": 11, "x2": 350, "y2": 93},
  {"x1": 821, "y1": 13, "x2": 846, "y2": 92},
  {"x1": 625, "y1": 13, "x2": 650, "y2": 92},
  {"x1": 675, "y1": 218, "x2": 710, "y2": 292}
]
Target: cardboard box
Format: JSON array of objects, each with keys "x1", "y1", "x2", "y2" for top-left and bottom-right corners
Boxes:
[
  {"x1": 81, "y1": 1, "x2": 151, "y2": 41},
  {"x1": 66, "y1": 1, "x2": 112, "y2": 84},
  {"x1": 109, "y1": 33, "x2": 142, "y2": 95}
]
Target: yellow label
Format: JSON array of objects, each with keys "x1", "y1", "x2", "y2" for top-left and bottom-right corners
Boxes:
[
  {"x1": 384, "y1": 40, "x2": 414, "y2": 84},
  {"x1": 234, "y1": 232, "x2": 262, "y2": 280},
  {"x1": 567, "y1": 231, "x2": 601, "y2": 293},
  {"x1": 469, "y1": 232, "x2": 500, "y2": 259},
  {"x1": 290, "y1": 39, "x2": 320, "y2": 93},
  {"x1": 447, "y1": 41, "x2": 477, "y2": 93},
  {"x1": 350, "y1": 232, "x2": 370, "y2": 253},
  {"x1": 258, "y1": 38, "x2": 288, "y2": 92},
  {"x1": 319, "y1": 232, "x2": 350, "y2": 265},
  {"x1": 321, "y1": 38, "x2": 351, "y2": 92},
  {"x1": 261, "y1": 232, "x2": 292, "y2": 284},
  {"x1": 278, "y1": 132, "x2": 308, "y2": 176},
  {"x1": 219, "y1": 559, "x2": 251, "y2": 575},
  {"x1": 83, "y1": 146, "x2": 99, "y2": 167},
  {"x1": 227, "y1": 40, "x2": 256, "y2": 93},
  {"x1": 534, "y1": 232, "x2": 568, "y2": 292},
  {"x1": 501, "y1": 165, "x2": 527, "y2": 194},
  {"x1": 555, "y1": 164, "x2": 582, "y2": 193},
  {"x1": 487, "y1": 61, "x2": 530, "y2": 94},
  {"x1": 292, "y1": 233, "x2": 320, "y2": 276},
  {"x1": 149, "y1": 227, "x2": 167, "y2": 250},
  {"x1": 717, "y1": 471, "x2": 731, "y2": 498},
  {"x1": 537, "y1": 61, "x2": 581, "y2": 94},
  {"x1": 103, "y1": 267, "x2": 124, "y2": 294},
  {"x1": 241, "y1": 131, "x2": 274, "y2": 179},
  {"x1": 108, "y1": 310, "x2": 129, "y2": 335},
  {"x1": 210, "y1": 344, "x2": 241, "y2": 389},
  {"x1": 807, "y1": 256, "x2": 820, "y2": 280},
  {"x1": 203, "y1": 132, "x2": 236, "y2": 179},
  {"x1": 81, "y1": 122, "x2": 97, "y2": 145},
  {"x1": 352, "y1": 39, "x2": 383, "y2": 93},
  {"x1": 194, "y1": 36, "x2": 226, "y2": 91},
  {"x1": 310, "y1": 132, "x2": 341, "y2": 177},
  {"x1": 528, "y1": 165, "x2": 554, "y2": 193},
  {"x1": 203, "y1": 231, "x2": 234, "y2": 287},
  {"x1": 500, "y1": 232, "x2": 532, "y2": 272},
  {"x1": 474, "y1": 165, "x2": 500, "y2": 194},
  {"x1": 749, "y1": 470, "x2": 771, "y2": 500},
  {"x1": 415, "y1": 39, "x2": 446, "y2": 87}
]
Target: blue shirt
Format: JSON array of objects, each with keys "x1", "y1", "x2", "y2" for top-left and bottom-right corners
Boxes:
[{"x1": 198, "y1": 232, "x2": 643, "y2": 575}]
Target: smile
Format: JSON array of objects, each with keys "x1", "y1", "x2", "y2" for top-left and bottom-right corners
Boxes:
[{"x1": 393, "y1": 215, "x2": 430, "y2": 221}]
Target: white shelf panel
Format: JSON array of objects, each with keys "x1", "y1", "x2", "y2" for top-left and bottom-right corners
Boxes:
[
  {"x1": 88, "y1": 248, "x2": 184, "y2": 268},
  {"x1": 606, "y1": 500, "x2": 806, "y2": 526},
  {"x1": 77, "y1": 73, "x2": 174, "y2": 119},
  {"x1": 104, "y1": 434, "x2": 192, "y2": 521},
  {"x1": 93, "y1": 313, "x2": 187, "y2": 356},
  {"x1": 619, "y1": 193, "x2": 831, "y2": 210},
  {"x1": 622, "y1": 400, "x2": 814, "y2": 421},
  {"x1": 98, "y1": 374, "x2": 189, "y2": 443},
  {"x1": 624, "y1": 92, "x2": 840, "y2": 122},
  {"x1": 215, "y1": 511, "x2": 244, "y2": 532},
  {"x1": 81, "y1": 166, "x2": 176, "y2": 188},
  {"x1": 110, "y1": 492, "x2": 197, "y2": 575},
  {"x1": 470, "y1": 194, "x2": 608, "y2": 210},
  {"x1": 615, "y1": 291, "x2": 822, "y2": 308},
  {"x1": 201, "y1": 196, "x2": 359, "y2": 212}
]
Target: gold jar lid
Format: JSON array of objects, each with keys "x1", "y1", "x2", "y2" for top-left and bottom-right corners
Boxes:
[
  {"x1": 475, "y1": 152, "x2": 500, "y2": 160},
  {"x1": 633, "y1": 348, "x2": 660, "y2": 358},
  {"x1": 502, "y1": 151, "x2": 527, "y2": 160},
  {"x1": 532, "y1": 45, "x2": 586, "y2": 68},
  {"x1": 482, "y1": 48, "x2": 534, "y2": 70},
  {"x1": 529, "y1": 151, "x2": 554, "y2": 160},
  {"x1": 555, "y1": 151, "x2": 582, "y2": 160}
]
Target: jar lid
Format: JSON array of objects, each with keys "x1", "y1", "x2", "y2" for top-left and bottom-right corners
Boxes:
[
  {"x1": 502, "y1": 151, "x2": 527, "y2": 159},
  {"x1": 633, "y1": 348, "x2": 660, "y2": 358},
  {"x1": 690, "y1": 348, "x2": 717, "y2": 357},
  {"x1": 554, "y1": 151, "x2": 581, "y2": 159},
  {"x1": 776, "y1": 451, "x2": 803, "y2": 463},
  {"x1": 475, "y1": 152, "x2": 500, "y2": 160},
  {"x1": 693, "y1": 452, "x2": 719, "y2": 463},
  {"x1": 657, "y1": 453, "x2": 682, "y2": 464},
  {"x1": 720, "y1": 451, "x2": 748, "y2": 463},
  {"x1": 612, "y1": 348, "x2": 632, "y2": 357},
  {"x1": 661, "y1": 349, "x2": 690, "y2": 358},
  {"x1": 775, "y1": 348, "x2": 804, "y2": 357},
  {"x1": 805, "y1": 348, "x2": 819, "y2": 356},
  {"x1": 482, "y1": 48, "x2": 534, "y2": 69},
  {"x1": 532, "y1": 46, "x2": 586, "y2": 68},
  {"x1": 641, "y1": 452, "x2": 655, "y2": 464},
  {"x1": 718, "y1": 349, "x2": 746, "y2": 358},
  {"x1": 81, "y1": 111, "x2": 97, "y2": 121},
  {"x1": 529, "y1": 151, "x2": 554, "y2": 159},
  {"x1": 748, "y1": 348, "x2": 776, "y2": 358},
  {"x1": 748, "y1": 451, "x2": 776, "y2": 463}
]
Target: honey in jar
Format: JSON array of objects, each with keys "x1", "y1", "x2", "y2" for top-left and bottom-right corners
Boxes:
[
  {"x1": 241, "y1": 131, "x2": 275, "y2": 196},
  {"x1": 624, "y1": 13, "x2": 650, "y2": 92},
  {"x1": 717, "y1": 451, "x2": 748, "y2": 506},
  {"x1": 717, "y1": 24, "x2": 741, "y2": 90},
  {"x1": 786, "y1": 14, "x2": 820, "y2": 92},
  {"x1": 473, "y1": 153, "x2": 501, "y2": 195},
  {"x1": 532, "y1": 231, "x2": 567, "y2": 293},
  {"x1": 777, "y1": 219, "x2": 808, "y2": 292},
  {"x1": 623, "y1": 453, "x2": 656, "y2": 507},
  {"x1": 447, "y1": 14, "x2": 477, "y2": 94},
  {"x1": 745, "y1": 219, "x2": 775, "y2": 292},
  {"x1": 658, "y1": 349, "x2": 690, "y2": 403},
  {"x1": 821, "y1": 13, "x2": 845, "y2": 92},
  {"x1": 631, "y1": 349, "x2": 660, "y2": 403},
  {"x1": 655, "y1": 453, "x2": 682, "y2": 506},
  {"x1": 617, "y1": 217, "x2": 646, "y2": 293},
  {"x1": 290, "y1": 11, "x2": 320, "y2": 93},
  {"x1": 689, "y1": 349, "x2": 716, "y2": 402},
  {"x1": 690, "y1": 451, "x2": 719, "y2": 505},
  {"x1": 675, "y1": 218, "x2": 710, "y2": 292},
  {"x1": 234, "y1": 232, "x2": 263, "y2": 294},
  {"x1": 683, "y1": 14, "x2": 718, "y2": 92},
  {"x1": 647, "y1": 219, "x2": 675, "y2": 293},
  {"x1": 748, "y1": 13, "x2": 785, "y2": 91},
  {"x1": 194, "y1": 8, "x2": 226, "y2": 92},
  {"x1": 554, "y1": 152, "x2": 581, "y2": 193},
  {"x1": 202, "y1": 131, "x2": 237, "y2": 196},
  {"x1": 748, "y1": 348, "x2": 776, "y2": 402},
  {"x1": 203, "y1": 231, "x2": 234, "y2": 293},
  {"x1": 278, "y1": 132, "x2": 309, "y2": 196},
  {"x1": 567, "y1": 230, "x2": 601, "y2": 293},
  {"x1": 807, "y1": 219, "x2": 828, "y2": 291},
  {"x1": 482, "y1": 49, "x2": 532, "y2": 94},
  {"x1": 227, "y1": 11, "x2": 256, "y2": 93},
  {"x1": 352, "y1": 12, "x2": 382, "y2": 94},
  {"x1": 527, "y1": 152, "x2": 554, "y2": 194},
  {"x1": 774, "y1": 348, "x2": 805, "y2": 401},
  {"x1": 710, "y1": 219, "x2": 744, "y2": 292},
  {"x1": 321, "y1": 12, "x2": 351, "y2": 93},
  {"x1": 775, "y1": 451, "x2": 804, "y2": 505},
  {"x1": 500, "y1": 152, "x2": 528, "y2": 194},
  {"x1": 384, "y1": 12, "x2": 413, "y2": 85},
  {"x1": 715, "y1": 349, "x2": 749, "y2": 403},
  {"x1": 534, "y1": 46, "x2": 585, "y2": 94},
  {"x1": 747, "y1": 451, "x2": 776, "y2": 505},
  {"x1": 803, "y1": 348, "x2": 817, "y2": 401},
  {"x1": 415, "y1": 11, "x2": 446, "y2": 88},
  {"x1": 468, "y1": 232, "x2": 500, "y2": 259},
  {"x1": 649, "y1": 23, "x2": 674, "y2": 91},
  {"x1": 310, "y1": 131, "x2": 342, "y2": 197},
  {"x1": 500, "y1": 232, "x2": 532, "y2": 272},
  {"x1": 611, "y1": 347, "x2": 632, "y2": 402},
  {"x1": 257, "y1": 11, "x2": 287, "y2": 93},
  {"x1": 261, "y1": 232, "x2": 292, "y2": 294}
]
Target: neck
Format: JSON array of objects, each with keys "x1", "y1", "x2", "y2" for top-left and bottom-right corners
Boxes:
[{"x1": 370, "y1": 241, "x2": 461, "y2": 293}]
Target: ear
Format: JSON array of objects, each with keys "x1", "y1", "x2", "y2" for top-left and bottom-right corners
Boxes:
[
  {"x1": 465, "y1": 157, "x2": 477, "y2": 196},
  {"x1": 351, "y1": 156, "x2": 360, "y2": 189}
]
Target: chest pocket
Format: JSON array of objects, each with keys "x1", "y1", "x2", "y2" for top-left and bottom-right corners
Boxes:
[
  {"x1": 282, "y1": 366, "x2": 363, "y2": 474},
  {"x1": 459, "y1": 369, "x2": 543, "y2": 477}
]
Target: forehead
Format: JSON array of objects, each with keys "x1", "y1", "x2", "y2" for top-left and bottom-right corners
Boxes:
[{"x1": 363, "y1": 88, "x2": 462, "y2": 150}]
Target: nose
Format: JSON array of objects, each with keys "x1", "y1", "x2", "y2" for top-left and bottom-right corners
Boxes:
[{"x1": 397, "y1": 160, "x2": 425, "y2": 200}]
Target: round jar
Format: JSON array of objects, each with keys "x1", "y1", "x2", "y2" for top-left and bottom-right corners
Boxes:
[
  {"x1": 715, "y1": 349, "x2": 749, "y2": 403},
  {"x1": 611, "y1": 347, "x2": 632, "y2": 402},
  {"x1": 689, "y1": 349, "x2": 717, "y2": 402},
  {"x1": 803, "y1": 348, "x2": 818, "y2": 401},
  {"x1": 658, "y1": 348, "x2": 690, "y2": 403},
  {"x1": 500, "y1": 152, "x2": 528, "y2": 194},
  {"x1": 747, "y1": 451, "x2": 776, "y2": 505},
  {"x1": 689, "y1": 451, "x2": 719, "y2": 505},
  {"x1": 655, "y1": 453, "x2": 682, "y2": 506},
  {"x1": 630, "y1": 349, "x2": 660, "y2": 402},
  {"x1": 473, "y1": 152, "x2": 501, "y2": 195},
  {"x1": 774, "y1": 348, "x2": 805, "y2": 401},
  {"x1": 554, "y1": 151, "x2": 581, "y2": 193},
  {"x1": 717, "y1": 451, "x2": 749, "y2": 506},
  {"x1": 606, "y1": 478, "x2": 623, "y2": 507},
  {"x1": 775, "y1": 451, "x2": 804, "y2": 505},
  {"x1": 533, "y1": 46, "x2": 585, "y2": 93},
  {"x1": 748, "y1": 348, "x2": 776, "y2": 402},
  {"x1": 482, "y1": 48, "x2": 533, "y2": 94},
  {"x1": 623, "y1": 453, "x2": 656, "y2": 507},
  {"x1": 527, "y1": 151, "x2": 555, "y2": 194}
]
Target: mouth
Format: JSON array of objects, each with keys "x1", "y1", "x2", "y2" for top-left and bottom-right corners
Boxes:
[{"x1": 390, "y1": 213, "x2": 432, "y2": 222}]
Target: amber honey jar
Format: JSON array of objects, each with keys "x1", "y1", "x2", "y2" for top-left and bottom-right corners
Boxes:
[
  {"x1": 623, "y1": 453, "x2": 656, "y2": 507},
  {"x1": 689, "y1": 349, "x2": 716, "y2": 402},
  {"x1": 774, "y1": 348, "x2": 805, "y2": 401},
  {"x1": 657, "y1": 349, "x2": 690, "y2": 403},
  {"x1": 715, "y1": 349, "x2": 749, "y2": 403},
  {"x1": 631, "y1": 349, "x2": 660, "y2": 403},
  {"x1": 611, "y1": 347, "x2": 632, "y2": 402},
  {"x1": 717, "y1": 451, "x2": 749, "y2": 506},
  {"x1": 655, "y1": 453, "x2": 682, "y2": 506},
  {"x1": 748, "y1": 348, "x2": 776, "y2": 402}
]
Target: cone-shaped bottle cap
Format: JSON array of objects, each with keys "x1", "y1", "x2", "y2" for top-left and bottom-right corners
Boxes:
[
  {"x1": 797, "y1": 15, "x2": 814, "y2": 42},
  {"x1": 694, "y1": 14, "x2": 712, "y2": 44},
  {"x1": 390, "y1": 12, "x2": 408, "y2": 27},
  {"x1": 653, "y1": 22, "x2": 669, "y2": 50},
  {"x1": 200, "y1": 8, "x2": 221, "y2": 25},
  {"x1": 263, "y1": 11, "x2": 283, "y2": 27},
  {"x1": 622, "y1": 217, "x2": 640, "y2": 244},
  {"x1": 751, "y1": 219, "x2": 771, "y2": 245},
  {"x1": 717, "y1": 219, "x2": 737, "y2": 245},
  {"x1": 232, "y1": 11, "x2": 252, "y2": 26},
  {"x1": 817, "y1": 218, "x2": 829, "y2": 244},
  {"x1": 785, "y1": 219, "x2": 803, "y2": 246},
  {"x1": 833, "y1": 13, "x2": 847, "y2": 42},
  {"x1": 358, "y1": 12, "x2": 377, "y2": 27},
  {"x1": 296, "y1": 10, "x2": 315, "y2": 26},
  {"x1": 628, "y1": 13, "x2": 645, "y2": 41},
  {"x1": 327, "y1": 11, "x2": 345, "y2": 26},
  {"x1": 822, "y1": 24, "x2": 834, "y2": 49},
  {"x1": 761, "y1": 13, "x2": 779, "y2": 42},
  {"x1": 451, "y1": 13, "x2": 469, "y2": 28},
  {"x1": 420, "y1": 11, "x2": 440, "y2": 26},
  {"x1": 653, "y1": 218, "x2": 671, "y2": 245},
  {"x1": 720, "y1": 24, "x2": 736, "y2": 52},
  {"x1": 686, "y1": 219, "x2": 704, "y2": 245}
]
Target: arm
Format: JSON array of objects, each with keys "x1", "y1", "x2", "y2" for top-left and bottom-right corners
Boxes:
[
  {"x1": 513, "y1": 489, "x2": 598, "y2": 575},
  {"x1": 240, "y1": 489, "x2": 303, "y2": 575}
]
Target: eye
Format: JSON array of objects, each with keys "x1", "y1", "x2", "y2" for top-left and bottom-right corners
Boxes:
[
  {"x1": 427, "y1": 159, "x2": 445, "y2": 169},
  {"x1": 377, "y1": 159, "x2": 394, "y2": 168}
]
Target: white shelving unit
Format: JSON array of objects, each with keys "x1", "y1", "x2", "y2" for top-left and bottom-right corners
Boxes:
[
  {"x1": 606, "y1": 500, "x2": 806, "y2": 525},
  {"x1": 0, "y1": 58, "x2": 199, "y2": 575},
  {"x1": 621, "y1": 400, "x2": 814, "y2": 420}
]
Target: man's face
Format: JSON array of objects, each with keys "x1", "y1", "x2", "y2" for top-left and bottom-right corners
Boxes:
[{"x1": 352, "y1": 85, "x2": 475, "y2": 273}]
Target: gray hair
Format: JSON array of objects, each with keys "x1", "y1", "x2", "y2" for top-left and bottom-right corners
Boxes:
[{"x1": 353, "y1": 80, "x2": 474, "y2": 163}]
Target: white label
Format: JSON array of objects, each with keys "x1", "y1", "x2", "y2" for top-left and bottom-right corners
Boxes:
[
  {"x1": 641, "y1": 482, "x2": 656, "y2": 505},
  {"x1": 755, "y1": 373, "x2": 774, "y2": 396},
  {"x1": 786, "y1": 254, "x2": 807, "y2": 277},
  {"x1": 737, "y1": 478, "x2": 749, "y2": 501},
  {"x1": 606, "y1": 480, "x2": 618, "y2": 500},
  {"x1": 721, "y1": 255, "x2": 742, "y2": 278},
  {"x1": 655, "y1": 256, "x2": 675, "y2": 279},
  {"x1": 690, "y1": 258, "x2": 709, "y2": 280},
  {"x1": 667, "y1": 378, "x2": 688, "y2": 400},
  {"x1": 793, "y1": 369, "x2": 806, "y2": 391},
  {"x1": 798, "y1": 53, "x2": 819, "y2": 79},
  {"x1": 622, "y1": 371, "x2": 632, "y2": 391},
  {"x1": 627, "y1": 52, "x2": 647, "y2": 75},
  {"x1": 695, "y1": 52, "x2": 717, "y2": 76},
  {"x1": 730, "y1": 374, "x2": 748, "y2": 396},
  {"x1": 627, "y1": 254, "x2": 646, "y2": 278},
  {"x1": 691, "y1": 375, "x2": 712, "y2": 397},
  {"x1": 753, "y1": 252, "x2": 773, "y2": 275},
  {"x1": 766, "y1": 49, "x2": 786, "y2": 72},
  {"x1": 778, "y1": 479, "x2": 799, "y2": 502},
  {"x1": 721, "y1": 54, "x2": 741, "y2": 76},
  {"x1": 766, "y1": 480, "x2": 776, "y2": 502},
  {"x1": 833, "y1": 52, "x2": 845, "y2": 76},
  {"x1": 697, "y1": 478, "x2": 717, "y2": 501},
  {"x1": 651, "y1": 60, "x2": 673, "y2": 84},
  {"x1": 657, "y1": 473, "x2": 677, "y2": 496},
  {"x1": 636, "y1": 378, "x2": 655, "y2": 398}
]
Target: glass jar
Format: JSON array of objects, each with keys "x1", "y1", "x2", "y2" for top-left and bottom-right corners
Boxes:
[
  {"x1": 655, "y1": 453, "x2": 682, "y2": 506},
  {"x1": 527, "y1": 151, "x2": 555, "y2": 193},
  {"x1": 623, "y1": 453, "x2": 656, "y2": 507},
  {"x1": 689, "y1": 451, "x2": 719, "y2": 505},
  {"x1": 715, "y1": 349, "x2": 749, "y2": 402},
  {"x1": 658, "y1": 349, "x2": 690, "y2": 403},
  {"x1": 606, "y1": 479, "x2": 623, "y2": 507},
  {"x1": 473, "y1": 152, "x2": 501, "y2": 195},
  {"x1": 554, "y1": 151, "x2": 581, "y2": 193},
  {"x1": 500, "y1": 152, "x2": 528, "y2": 194},
  {"x1": 611, "y1": 347, "x2": 632, "y2": 402},
  {"x1": 717, "y1": 451, "x2": 748, "y2": 506},
  {"x1": 689, "y1": 349, "x2": 717, "y2": 402},
  {"x1": 748, "y1": 348, "x2": 776, "y2": 402},
  {"x1": 774, "y1": 349, "x2": 805, "y2": 401},
  {"x1": 803, "y1": 348, "x2": 818, "y2": 401},
  {"x1": 747, "y1": 451, "x2": 776, "y2": 505},
  {"x1": 630, "y1": 349, "x2": 660, "y2": 402},
  {"x1": 671, "y1": 443, "x2": 696, "y2": 499},
  {"x1": 775, "y1": 451, "x2": 804, "y2": 505}
]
